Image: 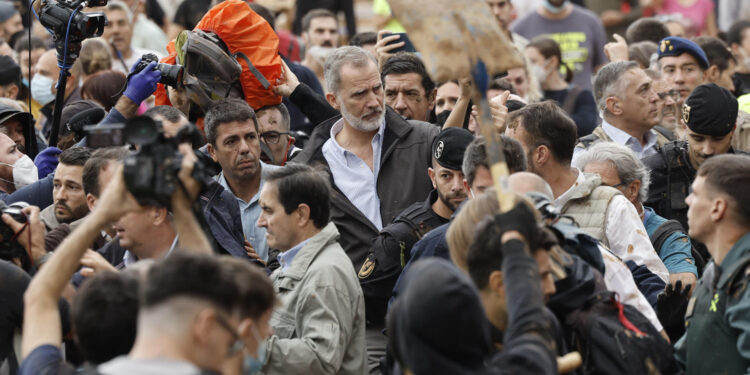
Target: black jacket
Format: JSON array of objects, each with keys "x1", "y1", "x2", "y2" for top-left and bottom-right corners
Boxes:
[{"x1": 294, "y1": 107, "x2": 439, "y2": 271}]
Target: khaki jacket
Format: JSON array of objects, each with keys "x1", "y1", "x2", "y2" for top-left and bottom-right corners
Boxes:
[{"x1": 264, "y1": 222, "x2": 367, "y2": 375}]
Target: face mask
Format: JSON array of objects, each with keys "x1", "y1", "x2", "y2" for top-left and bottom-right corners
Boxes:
[
  {"x1": 543, "y1": 0, "x2": 567, "y2": 13},
  {"x1": 308, "y1": 46, "x2": 334, "y2": 66},
  {"x1": 0, "y1": 155, "x2": 39, "y2": 190},
  {"x1": 22, "y1": 77, "x2": 29, "y2": 88},
  {"x1": 31, "y1": 74, "x2": 56, "y2": 106},
  {"x1": 530, "y1": 63, "x2": 549, "y2": 83},
  {"x1": 242, "y1": 326, "x2": 267, "y2": 375}
]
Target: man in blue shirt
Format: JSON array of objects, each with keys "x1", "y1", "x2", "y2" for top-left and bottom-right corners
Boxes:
[{"x1": 205, "y1": 98, "x2": 280, "y2": 263}]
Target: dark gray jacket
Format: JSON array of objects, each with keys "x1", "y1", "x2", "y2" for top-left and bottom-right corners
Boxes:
[{"x1": 294, "y1": 107, "x2": 439, "y2": 271}]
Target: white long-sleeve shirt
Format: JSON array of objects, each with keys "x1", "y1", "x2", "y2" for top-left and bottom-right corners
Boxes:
[{"x1": 555, "y1": 169, "x2": 670, "y2": 283}]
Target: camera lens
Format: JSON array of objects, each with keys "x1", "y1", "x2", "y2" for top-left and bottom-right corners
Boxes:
[
  {"x1": 158, "y1": 64, "x2": 184, "y2": 88},
  {"x1": 124, "y1": 116, "x2": 161, "y2": 146}
]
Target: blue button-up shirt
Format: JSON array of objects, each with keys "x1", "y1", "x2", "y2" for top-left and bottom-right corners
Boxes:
[
  {"x1": 277, "y1": 239, "x2": 309, "y2": 272},
  {"x1": 321, "y1": 118, "x2": 386, "y2": 230},
  {"x1": 600, "y1": 120, "x2": 659, "y2": 158},
  {"x1": 216, "y1": 162, "x2": 280, "y2": 262}
]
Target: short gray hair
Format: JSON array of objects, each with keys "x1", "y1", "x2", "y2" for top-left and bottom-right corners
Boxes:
[
  {"x1": 324, "y1": 46, "x2": 377, "y2": 94},
  {"x1": 105, "y1": 0, "x2": 133, "y2": 24},
  {"x1": 572, "y1": 142, "x2": 651, "y2": 202},
  {"x1": 593, "y1": 61, "x2": 639, "y2": 115}
]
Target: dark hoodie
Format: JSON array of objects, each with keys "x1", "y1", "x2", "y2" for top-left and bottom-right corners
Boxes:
[{"x1": 388, "y1": 258, "x2": 494, "y2": 375}]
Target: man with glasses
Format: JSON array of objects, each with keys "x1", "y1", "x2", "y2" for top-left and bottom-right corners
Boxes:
[
  {"x1": 574, "y1": 61, "x2": 672, "y2": 162},
  {"x1": 257, "y1": 104, "x2": 301, "y2": 166},
  {"x1": 575, "y1": 142, "x2": 698, "y2": 290}
]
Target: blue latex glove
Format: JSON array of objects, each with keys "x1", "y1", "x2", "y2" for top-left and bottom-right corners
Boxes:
[
  {"x1": 33, "y1": 146, "x2": 62, "y2": 179},
  {"x1": 123, "y1": 61, "x2": 162, "y2": 104}
]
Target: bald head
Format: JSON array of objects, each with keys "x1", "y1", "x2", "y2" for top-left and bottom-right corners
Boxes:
[{"x1": 508, "y1": 172, "x2": 554, "y2": 199}]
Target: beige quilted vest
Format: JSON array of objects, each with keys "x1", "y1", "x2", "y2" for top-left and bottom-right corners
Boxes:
[{"x1": 560, "y1": 173, "x2": 622, "y2": 248}]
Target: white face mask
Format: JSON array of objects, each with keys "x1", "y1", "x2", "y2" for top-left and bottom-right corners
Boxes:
[
  {"x1": 31, "y1": 74, "x2": 56, "y2": 106},
  {"x1": 0, "y1": 155, "x2": 39, "y2": 190},
  {"x1": 530, "y1": 63, "x2": 549, "y2": 83}
]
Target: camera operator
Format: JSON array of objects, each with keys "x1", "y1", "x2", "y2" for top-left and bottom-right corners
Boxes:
[
  {"x1": 76, "y1": 57, "x2": 162, "y2": 147},
  {"x1": 18, "y1": 143, "x2": 213, "y2": 373},
  {"x1": 70, "y1": 143, "x2": 214, "y2": 283}
]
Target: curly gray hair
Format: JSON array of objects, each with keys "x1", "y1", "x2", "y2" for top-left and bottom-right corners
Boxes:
[{"x1": 573, "y1": 142, "x2": 651, "y2": 202}]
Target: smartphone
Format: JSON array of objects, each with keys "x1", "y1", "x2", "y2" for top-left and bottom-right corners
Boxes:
[{"x1": 385, "y1": 32, "x2": 417, "y2": 53}]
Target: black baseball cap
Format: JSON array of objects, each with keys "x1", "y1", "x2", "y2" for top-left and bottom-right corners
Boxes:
[{"x1": 431, "y1": 127, "x2": 474, "y2": 170}]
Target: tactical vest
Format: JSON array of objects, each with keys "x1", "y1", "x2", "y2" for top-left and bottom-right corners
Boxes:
[
  {"x1": 685, "y1": 256, "x2": 750, "y2": 374},
  {"x1": 387, "y1": 199, "x2": 447, "y2": 266},
  {"x1": 576, "y1": 125, "x2": 672, "y2": 151},
  {"x1": 560, "y1": 173, "x2": 622, "y2": 249},
  {"x1": 642, "y1": 141, "x2": 694, "y2": 229}
]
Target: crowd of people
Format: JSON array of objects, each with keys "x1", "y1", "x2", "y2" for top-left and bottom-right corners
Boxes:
[{"x1": 0, "y1": 0, "x2": 750, "y2": 374}]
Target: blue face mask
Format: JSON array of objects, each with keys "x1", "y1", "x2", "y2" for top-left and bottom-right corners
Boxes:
[
  {"x1": 22, "y1": 77, "x2": 29, "y2": 88},
  {"x1": 31, "y1": 74, "x2": 56, "y2": 106},
  {"x1": 543, "y1": 0, "x2": 567, "y2": 13},
  {"x1": 243, "y1": 326, "x2": 267, "y2": 375}
]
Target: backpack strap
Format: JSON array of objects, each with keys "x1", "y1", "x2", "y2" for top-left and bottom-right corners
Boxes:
[
  {"x1": 649, "y1": 219, "x2": 685, "y2": 257},
  {"x1": 561, "y1": 86, "x2": 583, "y2": 115},
  {"x1": 233, "y1": 51, "x2": 271, "y2": 89}
]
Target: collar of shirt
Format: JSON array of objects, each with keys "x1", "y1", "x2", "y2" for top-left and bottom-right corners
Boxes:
[
  {"x1": 277, "y1": 239, "x2": 310, "y2": 273},
  {"x1": 553, "y1": 168, "x2": 586, "y2": 208},
  {"x1": 215, "y1": 161, "x2": 272, "y2": 206},
  {"x1": 601, "y1": 119, "x2": 658, "y2": 157},
  {"x1": 642, "y1": 206, "x2": 654, "y2": 225},
  {"x1": 326, "y1": 117, "x2": 386, "y2": 171},
  {"x1": 123, "y1": 235, "x2": 179, "y2": 267}
]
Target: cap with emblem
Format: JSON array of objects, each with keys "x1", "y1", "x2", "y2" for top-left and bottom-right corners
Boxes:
[
  {"x1": 657, "y1": 36, "x2": 709, "y2": 70},
  {"x1": 0, "y1": 1, "x2": 17, "y2": 23},
  {"x1": 0, "y1": 55, "x2": 21, "y2": 86},
  {"x1": 431, "y1": 128, "x2": 474, "y2": 170},
  {"x1": 682, "y1": 83, "x2": 737, "y2": 136}
]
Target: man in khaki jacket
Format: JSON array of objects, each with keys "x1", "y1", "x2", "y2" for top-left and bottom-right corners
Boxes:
[{"x1": 257, "y1": 163, "x2": 367, "y2": 375}]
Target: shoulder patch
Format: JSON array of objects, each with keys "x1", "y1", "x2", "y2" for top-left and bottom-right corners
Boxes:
[{"x1": 358, "y1": 255, "x2": 376, "y2": 279}]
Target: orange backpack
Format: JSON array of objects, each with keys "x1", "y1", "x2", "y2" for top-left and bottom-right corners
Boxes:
[{"x1": 154, "y1": 0, "x2": 282, "y2": 112}]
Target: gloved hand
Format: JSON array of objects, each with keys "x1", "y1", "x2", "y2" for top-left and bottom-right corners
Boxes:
[
  {"x1": 123, "y1": 61, "x2": 161, "y2": 104},
  {"x1": 655, "y1": 280, "x2": 692, "y2": 342},
  {"x1": 494, "y1": 200, "x2": 539, "y2": 247},
  {"x1": 33, "y1": 146, "x2": 62, "y2": 179}
]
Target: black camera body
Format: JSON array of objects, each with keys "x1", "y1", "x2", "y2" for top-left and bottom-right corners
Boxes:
[
  {"x1": 121, "y1": 116, "x2": 209, "y2": 207},
  {"x1": 133, "y1": 53, "x2": 184, "y2": 88},
  {"x1": 38, "y1": 0, "x2": 107, "y2": 65},
  {"x1": 0, "y1": 202, "x2": 30, "y2": 270}
]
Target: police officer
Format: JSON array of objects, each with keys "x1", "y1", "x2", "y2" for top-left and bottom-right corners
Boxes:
[
  {"x1": 674, "y1": 154, "x2": 750, "y2": 374},
  {"x1": 643, "y1": 83, "x2": 743, "y2": 230},
  {"x1": 358, "y1": 127, "x2": 474, "y2": 330}
]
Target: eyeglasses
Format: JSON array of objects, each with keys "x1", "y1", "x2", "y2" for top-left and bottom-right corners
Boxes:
[
  {"x1": 657, "y1": 90, "x2": 680, "y2": 101},
  {"x1": 215, "y1": 313, "x2": 246, "y2": 357},
  {"x1": 260, "y1": 131, "x2": 290, "y2": 144}
]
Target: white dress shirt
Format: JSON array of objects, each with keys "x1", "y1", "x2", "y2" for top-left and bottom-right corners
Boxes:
[
  {"x1": 554, "y1": 169, "x2": 670, "y2": 282},
  {"x1": 322, "y1": 118, "x2": 386, "y2": 230}
]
